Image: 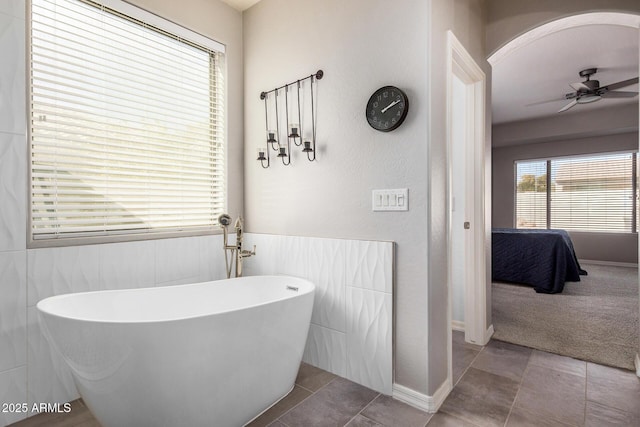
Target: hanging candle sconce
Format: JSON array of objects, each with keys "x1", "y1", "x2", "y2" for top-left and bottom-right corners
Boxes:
[{"x1": 259, "y1": 69, "x2": 323, "y2": 168}]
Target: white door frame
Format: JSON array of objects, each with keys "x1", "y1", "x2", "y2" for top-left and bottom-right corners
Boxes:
[
  {"x1": 487, "y1": 11, "x2": 640, "y2": 378},
  {"x1": 446, "y1": 30, "x2": 488, "y2": 385}
]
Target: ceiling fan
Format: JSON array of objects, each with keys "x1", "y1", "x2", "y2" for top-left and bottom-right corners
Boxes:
[{"x1": 556, "y1": 68, "x2": 638, "y2": 112}]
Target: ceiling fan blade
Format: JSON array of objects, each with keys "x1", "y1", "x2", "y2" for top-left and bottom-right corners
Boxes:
[
  {"x1": 600, "y1": 90, "x2": 638, "y2": 98},
  {"x1": 525, "y1": 96, "x2": 567, "y2": 106},
  {"x1": 570, "y1": 82, "x2": 589, "y2": 91},
  {"x1": 558, "y1": 100, "x2": 577, "y2": 113},
  {"x1": 600, "y1": 77, "x2": 639, "y2": 92}
]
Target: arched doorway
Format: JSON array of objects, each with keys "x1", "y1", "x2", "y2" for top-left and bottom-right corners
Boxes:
[{"x1": 487, "y1": 11, "x2": 640, "y2": 375}]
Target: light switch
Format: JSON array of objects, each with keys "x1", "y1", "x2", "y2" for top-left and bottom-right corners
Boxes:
[{"x1": 372, "y1": 189, "x2": 409, "y2": 211}]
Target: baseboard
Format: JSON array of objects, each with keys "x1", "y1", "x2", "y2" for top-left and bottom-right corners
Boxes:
[
  {"x1": 451, "y1": 320, "x2": 465, "y2": 332},
  {"x1": 635, "y1": 353, "x2": 640, "y2": 378},
  {"x1": 392, "y1": 379, "x2": 451, "y2": 413},
  {"x1": 579, "y1": 259, "x2": 638, "y2": 268},
  {"x1": 484, "y1": 324, "x2": 494, "y2": 343}
]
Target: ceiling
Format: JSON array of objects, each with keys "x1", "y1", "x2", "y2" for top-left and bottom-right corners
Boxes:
[
  {"x1": 492, "y1": 24, "x2": 639, "y2": 125},
  {"x1": 219, "y1": 0, "x2": 261, "y2": 11}
]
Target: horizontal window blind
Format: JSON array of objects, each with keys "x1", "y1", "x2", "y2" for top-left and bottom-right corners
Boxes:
[
  {"x1": 550, "y1": 153, "x2": 634, "y2": 232},
  {"x1": 30, "y1": 0, "x2": 225, "y2": 241},
  {"x1": 515, "y1": 152, "x2": 638, "y2": 233},
  {"x1": 515, "y1": 160, "x2": 547, "y2": 229}
]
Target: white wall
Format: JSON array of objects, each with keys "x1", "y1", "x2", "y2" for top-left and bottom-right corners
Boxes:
[
  {"x1": 243, "y1": 0, "x2": 431, "y2": 395},
  {"x1": 0, "y1": 1, "x2": 243, "y2": 425},
  {"x1": 243, "y1": 0, "x2": 488, "y2": 397}
]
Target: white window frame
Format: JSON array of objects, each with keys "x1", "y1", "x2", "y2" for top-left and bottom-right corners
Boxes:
[{"x1": 27, "y1": 0, "x2": 227, "y2": 248}]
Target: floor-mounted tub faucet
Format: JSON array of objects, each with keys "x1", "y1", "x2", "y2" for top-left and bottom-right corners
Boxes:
[{"x1": 219, "y1": 214, "x2": 255, "y2": 278}]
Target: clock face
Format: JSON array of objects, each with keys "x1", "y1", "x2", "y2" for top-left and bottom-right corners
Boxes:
[{"x1": 366, "y1": 86, "x2": 409, "y2": 132}]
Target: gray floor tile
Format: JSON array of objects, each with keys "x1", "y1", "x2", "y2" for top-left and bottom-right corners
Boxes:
[
  {"x1": 471, "y1": 340, "x2": 531, "y2": 382},
  {"x1": 506, "y1": 407, "x2": 574, "y2": 427},
  {"x1": 452, "y1": 345, "x2": 480, "y2": 385},
  {"x1": 361, "y1": 395, "x2": 432, "y2": 427},
  {"x1": 279, "y1": 377, "x2": 379, "y2": 427},
  {"x1": 267, "y1": 421, "x2": 287, "y2": 427},
  {"x1": 514, "y1": 364, "x2": 585, "y2": 426},
  {"x1": 452, "y1": 331, "x2": 483, "y2": 352},
  {"x1": 249, "y1": 385, "x2": 312, "y2": 427},
  {"x1": 528, "y1": 349, "x2": 586, "y2": 377},
  {"x1": 586, "y1": 363, "x2": 640, "y2": 416},
  {"x1": 345, "y1": 414, "x2": 384, "y2": 427},
  {"x1": 296, "y1": 362, "x2": 338, "y2": 392},
  {"x1": 427, "y1": 412, "x2": 480, "y2": 426},
  {"x1": 439, "y1": 367, "x2": 519, "y2": 427},
  {"x1": 585, "y1": 400, "x2": 640, "y2": 427}
]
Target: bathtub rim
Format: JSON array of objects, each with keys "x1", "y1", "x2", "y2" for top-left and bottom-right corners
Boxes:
[{"x1": 36, "y1": 275, "x2": 315, "y2": 325}]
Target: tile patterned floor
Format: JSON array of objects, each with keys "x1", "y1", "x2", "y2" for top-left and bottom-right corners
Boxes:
[{"x1": 10, "y1": 331, "x2": 640, "y2": 426}]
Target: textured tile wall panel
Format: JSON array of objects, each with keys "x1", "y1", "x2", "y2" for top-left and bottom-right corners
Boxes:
[
  {"x1": 0, "y1": 251, "x2": 26, "y2": 372},
  {"x1": 346, "y1": 287, "x2": 392, "y2": 394},
  {"x1": 26, "y1": 307, "x2": 78, "y2": 415},
  {"x1": 27, "y1": 246, "x2": 101, "y2": 307},
  {"x1": 345, "y1": 240, "x2": 393, "y2": 293},
  {"x1": 277, "y1": 235, "x2": 310, "y2": 279},
  {"x1": 197, "y1": 234, "x2": 226, "y2": 282},
  {"x1": 245, "y1": 233, "x2": 393, "y2": 393},
  {"x1": 0, "y1": 0, "x2": 25, "y2": 20},
  {"x1": 0, "y1": 366, "x2": 27, "y2": 426},
  {"x1": 0, "y1": 133, "x2": 25, "y2": 252},
  {"x1": 0, "y1": 14, "x2": 25, "y2": 135},
  {"x1": 303, "y1": 324, "x2": 347, "y2": 378},
  {"x1": 307, "y1": 237, "x2": 346, "y2": 332},
  {"x1": 155, "y1": 237, "x2": 201, "y2": 284},
  {"x1": 99, "y1": 240, "x2": 156, "y2": 290},
  {"x1": 242, "y1": 233, "x2": 282, "y2": 276}
]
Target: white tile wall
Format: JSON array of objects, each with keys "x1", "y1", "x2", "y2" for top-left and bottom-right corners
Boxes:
[
  {"x1": 0, "y1": 12, "x2": 25, "y2": 135},
  {"x1": 345, "y1": 240, "x2": 393, "y2": 293},
  {"x1": 99, "y1": 240, "x2": 156, "y2": 290},
  {"x1": 0, "y1": 133, "x2": 26, "y2": 252},
  {"x1": 346, "y1": 287, "x2": 393, "y2": 394},
  {"x1": 0, "y1": 0, "x2": 25, "y2": 20},
  {"x1": 27, "y1": 245, "x2": 102, "y2": 307},
  {"x1": 307, "y1": 238, "x2": 346, "y2": 332},
  {"x1": 244, "y1": 233, "x2": 393, "y2": 394},
  {"x1": 156, "y1": 237, "x2": 201, "y2": 286},
  {"x1": 0, "y1": 366, "x2": 27, "y2": 425},
  {"x1": 303, "y1": 324, "x2": 347, "y2": 378},
  {"x1": 27, "y1": 307, "x2": 78, "y2": 414},
  {"x1": 0, "y1": 251, "x2": 26, "y2": 372}
]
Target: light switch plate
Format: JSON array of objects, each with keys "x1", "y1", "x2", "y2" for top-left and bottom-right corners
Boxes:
[{"x1": 372, "y1": 188, "x2": 409, "y2": 211}]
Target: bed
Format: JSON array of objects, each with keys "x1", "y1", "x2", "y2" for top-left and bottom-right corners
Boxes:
[{"x1": 492, "y1": 228, "x2": 587, "y2": 294}]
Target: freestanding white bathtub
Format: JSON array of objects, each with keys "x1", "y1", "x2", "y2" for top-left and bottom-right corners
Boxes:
[{"x1": 36, "y1": 275, "x2": 315, "y2": 427}]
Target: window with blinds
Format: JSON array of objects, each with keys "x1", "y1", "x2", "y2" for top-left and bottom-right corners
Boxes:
[
  {"x1": 515, "y1": 152, "x2": 638, "y2": 233},
  {"x1": 29, "y1": 0, "x2": 225, "y2": 243},
  {"x1": 515, "y1": 160, "x2": 548, "y2": 229}
]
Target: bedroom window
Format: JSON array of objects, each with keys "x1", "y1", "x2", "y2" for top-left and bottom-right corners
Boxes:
[
  {"x1": 29, "y1": 0, "x2": 226, "y2": 245},
  {"x1": 516, "y1": 152, "x2": 638, "y2": 233}
]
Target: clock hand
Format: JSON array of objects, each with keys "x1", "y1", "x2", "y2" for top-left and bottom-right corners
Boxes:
[{"x1": 380, "y1": 100, "x2": 400, "y2": 114}]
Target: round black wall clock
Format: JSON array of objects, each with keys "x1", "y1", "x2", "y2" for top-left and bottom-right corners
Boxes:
[{"x1": 366, "y1": 86, "x2": 409, "y2": 132}]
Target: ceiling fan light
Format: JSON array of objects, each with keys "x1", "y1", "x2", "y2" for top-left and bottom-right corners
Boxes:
[{"x1": 576, "y1": 94, "x2": 601, "y2": 104}]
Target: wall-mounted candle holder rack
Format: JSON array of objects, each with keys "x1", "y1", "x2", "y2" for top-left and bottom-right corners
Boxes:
[{"x1": 257, "y1": 70, "x2": 323, "y2": 168}]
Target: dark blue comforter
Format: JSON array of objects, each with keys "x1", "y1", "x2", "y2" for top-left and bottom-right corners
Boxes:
[{"x1": 492, "y1": 228, "x2": 587, "y2": 294}]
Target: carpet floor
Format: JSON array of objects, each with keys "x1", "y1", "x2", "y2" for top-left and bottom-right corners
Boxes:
[{"x1": 492, "y1": 262, "x2": 639, "y2": 370}]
